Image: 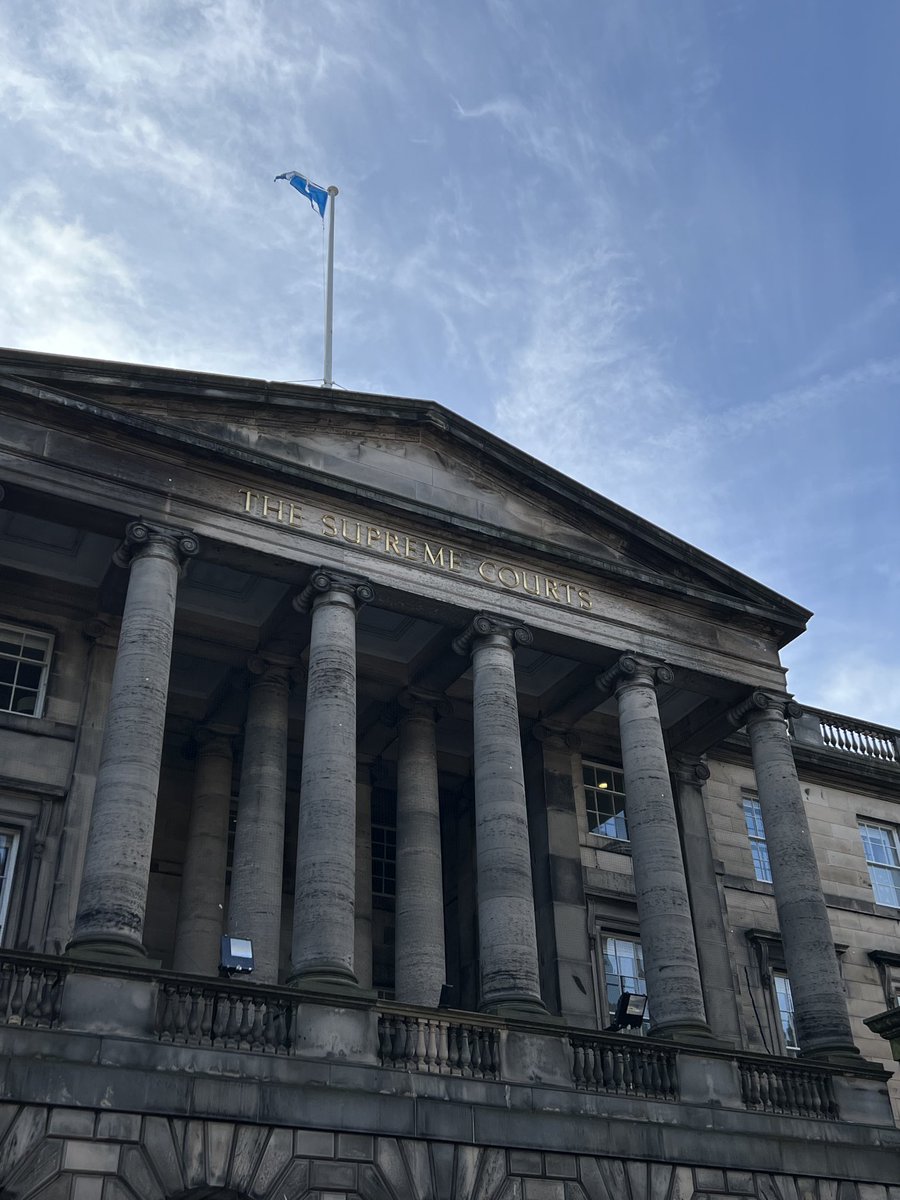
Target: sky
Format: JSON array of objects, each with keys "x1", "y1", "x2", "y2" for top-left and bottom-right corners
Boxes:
[{"x1": 2, "y1": 0, "x2": 899, "y2": 726}]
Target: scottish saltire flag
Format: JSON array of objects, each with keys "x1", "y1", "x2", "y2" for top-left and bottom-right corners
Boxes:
[{"x1": 275, "y1": 171, "x2": 329, "y2": 218}]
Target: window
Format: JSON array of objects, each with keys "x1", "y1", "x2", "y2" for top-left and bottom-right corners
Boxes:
[
  {"x1": 601, "y1": 936, "x2": 649, "y2": 1031},
  {"x1": 0, "y1": 624, "x2": 53, "y2": 717},
  {"x1": 583, "y1": 763, "x2": 627, "y2": 840},
  {"x1": 371, "y1": 790, "x2": 396, "y2": 899},
  {"x1": 742, "y1": 795, "x2": 772, "y2": 883},
  {"x1": 859, "y1": 822, "x2": 900, "y2": 907},
  {"x1": 0, "y1": 829, "x2": 20, "y2": 944},
  {"x1": 773, "y1": 972, "x2": 799, "y2": 1054}
]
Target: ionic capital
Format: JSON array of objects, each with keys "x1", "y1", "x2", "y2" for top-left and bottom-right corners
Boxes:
[
  {"x1": 727, "y1": 690, "x2": 802, "y2": 730},
  {"x1": 112, "y1": 519, "x2": 199, "y2": 572},
  {"x1": 452, "y1": 612, "x2": 533, "y2": 657},
  {"x1": 398, "y1": 688, "x2": 452, "y2": 721},
  {"x1": 596, "y1": 652, "x2": 674, "y2": 696},
  {"x1": 292, "y1": 567, "x2": 375, "y2": 614},
  {"x1": 671, "y1": 754, "x2": 711, "y2": 786}
]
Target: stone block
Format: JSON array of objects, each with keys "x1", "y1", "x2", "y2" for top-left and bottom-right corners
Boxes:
[
  {"x1": 677, "y1": 1053, "x2": 742, "y2": 1108},
  {"x1": 311, "y1": 1159, "x2": 358, "y2": 1188},
  {"x1": 295, "y1": 1128, "x2": 335, "y2": 1158},
  {"x1": 48, "y1": 1108, "x2": 95, "y2": 1137},
  {"x1": 337, "y1": 1131, "x2": 374, "y2": 1160},
  {"x1": 96, "y1": 1111, "x2": 141, "y2": 1141},
  {"x1": 509, "y1": 1149, "x2": 543, "y2": 1176},
  {"x1": 60, "y1": 973, "x2": 156, "y2": 1037},
  {"x1": 695, "y1": 1170, "x2": 726, "y2": 1189},
  {"x1": 501, "y1": 1029, "x2": 572, "y2": 1087},
  {"x1": 544, "y1": 1153, "x2": 577, "y2": 1179},
  {"x1": 725, "y1": 1171, "x2": 755, "y2": 1194},
  {"x1": 524, "y1": 1182, "x2": 565, "y2": 1200},
  {"x1": 294, "y1": 1000, "x2": 379, "y2": 1063},
  {"x1": 62, "y1": 1140, "x2": 121, "y2": 1173},
  {"x1": 73, "y1": 1179, "x2": 104, "y2": 1200}
]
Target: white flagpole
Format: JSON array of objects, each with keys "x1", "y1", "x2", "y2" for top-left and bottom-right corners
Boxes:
[{"x1": 323, "y1": 185, "x2": 339, "y2": 388}]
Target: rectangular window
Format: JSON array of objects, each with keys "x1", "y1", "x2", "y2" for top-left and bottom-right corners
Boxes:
[
  {"x1": 371, "y1": 790, "x2": 396, "y2": 899},
  {"x1": 859, "y1": 822, "x2": 900, "y2": 907},
  {"x1": 0, "y1": 829, "x2": 20, "y2": 944},
  {"x1": 583, "y1": 763, "x2": 627, "y2": 840},
  {"x1": 601, "y1": 935, "x2": 649, "y2": 1030},
  {"x1": 0, "y1": 624, "x2": 53, "y2": 718},
  {"x1": 742, "y1": 795, "x2": 772, "y2": 883},
  {"x1": 773, "y1": 972, "x2": 799, "y2": 1054}
]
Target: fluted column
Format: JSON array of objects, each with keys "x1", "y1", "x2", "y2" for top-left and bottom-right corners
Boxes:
[
  {"x1": 227, "y1": 656, "x2": 293, "y2": 985},
  {"x1": 454, "y1": 613, "x2": 545, "y2": 1015},
  {"x1": 69, "y1": 521, "x2": 198, "y2": 962},
  {"x1": 290, "y1": 569, "x2": 374, "y2": 988},
  {"x1": 394, "y1": 691, "x2": 449, "y2": 1007},
  {"x1": 605, "y1": 654, "x2": 710, "y2": 1039},
  {"x1": 173, "y1": 732, "x2": 234, "y2": 975},
  {"x1": 742, "y1": 692, "x2": 858, "y2": 1061}
]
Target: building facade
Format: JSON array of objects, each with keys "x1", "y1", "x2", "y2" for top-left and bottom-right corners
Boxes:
[{"x1": 0, "y1": 346, "x2": 898, "y2": 1198}]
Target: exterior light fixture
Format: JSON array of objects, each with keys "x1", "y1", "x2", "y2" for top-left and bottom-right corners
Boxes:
[
  {"x1": 220, "y1": 935, "x2": 254, "y2": 974},
  {"x1": 606, "y1": 991, "x2": 647, "y2": 1032}
]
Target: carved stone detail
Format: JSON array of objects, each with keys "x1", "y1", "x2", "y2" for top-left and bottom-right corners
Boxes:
[
  {"x1": 452, "y1": 612, "x2": 533, "y2": 656},
  {"x1": 112, "y1": 519, "x2": 199, "y2": 571},
  {"x1": 292, "y1": 566, "x2": 375, "y2": 613}
]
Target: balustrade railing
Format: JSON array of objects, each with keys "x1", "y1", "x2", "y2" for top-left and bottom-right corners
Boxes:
[
  {"x1": 155, "y1": 979, "x2": 294, "y2": 1054},
  {"x1": 378, "y1": 1009, "x2": 501, "y2": 1078},
  {"x1": 0, "y1": 955, "x2": 67, "y2": 1028},
  {"x1": 737, "y1": 1056, "x2": 838, "y2": 1120},
  {"x1": 569, "y1": 1033, "x2": 677, "y2": 1101},
  {"x1": 794, "y1": 708, "x2": 900, "y2": 763}
]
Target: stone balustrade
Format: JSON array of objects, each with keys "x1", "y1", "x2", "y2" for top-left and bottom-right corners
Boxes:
[
  {"x1": 790, "y1": 707, "x2": 900, "y2": 764},
  {"x1": 569, "y1": 1031, "x2": 678, "y2": 1100},
  {"x1": 156, "y1": 977, "x2": 294, "y2": 1054},
  {"x1": 0, "y1": 954, "x2": 67, "y2": 1028},
  {"x1": 737, "y1": 1055, "x2": 839, "y2": 1120},
  {"x1": 377, "y1": 1005, "x2": 501, "y2": 1078}
]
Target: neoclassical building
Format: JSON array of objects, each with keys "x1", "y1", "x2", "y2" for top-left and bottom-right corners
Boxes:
[{"x1": 0, "y1": 346, "x2": 898, "y2": 1198}]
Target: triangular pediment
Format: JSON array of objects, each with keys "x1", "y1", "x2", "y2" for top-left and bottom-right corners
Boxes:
[{"x1": 0, "y1": 349, "x2": 810, "y2": 637}]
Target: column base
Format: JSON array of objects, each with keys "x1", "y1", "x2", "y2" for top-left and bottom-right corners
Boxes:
[
  {"x1": 66, "y1": 935, "x2": 151, "y2": 967},
  {"x1": 648, "y1": 1019, "x2": 720, "y2": 1047},
  {"x1": 480, "y1": 993, "x2": 552, "y2": 1022},
  {"x1": 287, "y1": 965, "x2": 373, "y2": 1002},
  {"x1": 800, "y1": 1042, "x2": 870, "y2": 1069}
]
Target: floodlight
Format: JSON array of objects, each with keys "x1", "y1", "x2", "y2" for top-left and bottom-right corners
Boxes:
[{"x1": 220, "y1": 935, "x2": 254, "y2": 974}]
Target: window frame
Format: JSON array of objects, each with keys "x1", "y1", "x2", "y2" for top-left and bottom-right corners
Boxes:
[
  {"x1": 582, "y1": 760, "x2": 628, "y2": 842},
  {"x1": 772, "y1": 970, "x2": 800, "y2": 1056},
  {"x1": 858, "y1": 821, "x2": 900, "y2": 909},
  {"x1": 741, "y1": 793, "x2": 773, "y2": 884},
  {"x1": 594, "y1": 930, "x2": 650, "y2": 1033},
  {"x1": 0, "y1": 622, "x2": 54, "y2": 719},
  {"x1": 0, "y1": 827, "x2": 20, "y2": 946}
]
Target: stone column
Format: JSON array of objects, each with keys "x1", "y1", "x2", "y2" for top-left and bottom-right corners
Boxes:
[
  {"x1": 68, "y1": 521, "x2": 198, "y2": 962},
  {"x1": 743, "y1": 692, "x2": 858, "y2": 1061},
  {"x1": 454, "y1": 613, "x2": 545, "y2": 1016},
  {"x1": 290, "y1": 569, "x2": 374, "y2": 989},
  {"x1": 354, "y1": 759, "x2": 374, "y2": 990},
  {"x1": 394, "y1": 691, "x2": 448, "y2": 1007},
  {"x1": 607, "y1": 654, "x2": 710, "y2": 1040},
  {"x1": 672, "y1": 755, "x2": 742, "y2": 1046},
  {"x1": 227, "y1": 656, "x2": 293, "y2": 985},
  {"x1": 172, "y1": 732, "x2": 234, "y2": 976}
]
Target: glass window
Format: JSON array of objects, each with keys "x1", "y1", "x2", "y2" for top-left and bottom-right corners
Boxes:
[
  {"x1": 371, "y1": 790, "x2": 396, "y2": 899},
  {"x1": 859, "y1": 823, "x2": 900, "y2": 907},
  {"x1": 583, "y1": 763, "x2": 627, "y2": 840},
  {"x1": 0, "y1": 829, "x2": 20, "y2": 944},
  {"x1": 0, "y1": 624, "x2": 54, "y2": 718},
  {"x1": 742, "y1": 795, "x2": 772, "y2": 883},
  {"x1": 773, "y1": 972, "x2": 799, "y2": 1054},
  {"x1": 601, "y1": 935, "x2": 649, "y2": 1030}
]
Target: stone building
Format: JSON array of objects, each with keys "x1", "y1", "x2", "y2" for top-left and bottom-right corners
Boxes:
[{"x1": 0, "y1": 345, "x2": 898, "y2": 1198}]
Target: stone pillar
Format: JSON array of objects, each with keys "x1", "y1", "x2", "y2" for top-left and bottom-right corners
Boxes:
[
  {"x1": 672, "y1": 755, "x2": 742, "y2": 1046},
  {"x1": 525, "y1": 727, "x2": 597, "y2": 1025},
  {"x1": 743, "y1": 692, "x2": 858, "y2": 1062},
  {"x1": 290, "y1": 569, "x2": 374, "y2": 989},
  {"x1": 394, "y1": 692, "x2": 448, "y2": 1007},
  {"x1": 354, "y1": 759, "x2": 374, "y2": 990},
  {"x1": 227, "y1": 656, "x2": 293, "y2": 985},
  {"x1": 172, "y1": 732, "x2": 234, "y2": 976},
  {"x1": 608, "y1": 654, "x2": 710, "y2": 1040},
  {"x1": 68, "y1": 521, "x2": 198, "y2": 962},
  {"x1": 454, "y1": 613, "x2": 545, "y2": 1016}
]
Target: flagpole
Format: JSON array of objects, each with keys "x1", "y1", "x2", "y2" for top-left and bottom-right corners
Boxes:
[{"x1": 323, "y1": 185, "x2": 339, "y2": 388}]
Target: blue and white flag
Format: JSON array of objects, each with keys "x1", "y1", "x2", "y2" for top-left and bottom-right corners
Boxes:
[{"x1": 274, "y1": 171, "x2": 329, "y2": 218}]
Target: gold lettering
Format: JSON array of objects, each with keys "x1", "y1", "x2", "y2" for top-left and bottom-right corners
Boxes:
[
  {"x1": 341, "y1": 518, "x2": 361, "y2": 545},
  {"x1": 448, "y1": 548, "x2": 461, "y2": 571},
  {"x1": 404, "y1": 537, "x2": 418, "y2": 560},
  {"x1": 498, "y1": 565, "x2": 520, "y2": 589},
  {"x1": 287, "y1": 503, "x2": 301, "y2": 526},
  {"x1": 521, "y1": 571, "x2": 540, "y2": 596},
  {"x1": 545, "y1": 577, "x2": 560, "y2": 601},
  {"x1": 239, "y1": 488, "x2": 257, "y2": 512},
  {"x1": 385, "y1": 531, "x2": 401, "y2": 555},
  {"x1": 321, "y1": 513, "x2": 337, "y2": 537},
  {"x1": 563, "y1": 582, "x2": 575, "y2": 605},
  {"x1": 261, "y1": 495, "x2": 284, "y2": 521},
  {"x1": 423, "y1": 543, "x2": 445, "y2": 567},
  {"x1": 577, "y1": 588, "x2": 592, "y2": 611},
  {"x1": 367, "y1": 526, "x2": 382, "y2": 547},
  {"x1": 479, "y1": 560, "x2": 497, "y2": 582}
]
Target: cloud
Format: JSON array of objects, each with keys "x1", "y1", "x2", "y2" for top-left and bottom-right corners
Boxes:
[{"x1": 811, "y1": 656, "x2": 900, "y2": 728}]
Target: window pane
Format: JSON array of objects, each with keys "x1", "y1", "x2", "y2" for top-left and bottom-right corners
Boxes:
[
  {"x1": 774, "y1": 974, "x2": 799, "y2": 1052},
  {"x1": 0, "y1": 625, "x2": 52, "y2": 718},
  {"x1": 584, "y1": 761, "x2": 628, "y2": 841},
  {"x1": 602, "y1": 936, "x2": 649, "y2": 1028},
  {"x1": 860, "y1": 823, "x2": 900, "y2": 905}
]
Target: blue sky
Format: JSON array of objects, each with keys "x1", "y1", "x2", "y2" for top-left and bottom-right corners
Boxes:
[{"x1": 2, "y1": 1, "x2": 898, "y2": 724}]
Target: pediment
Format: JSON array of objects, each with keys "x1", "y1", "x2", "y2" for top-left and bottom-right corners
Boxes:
[{"x1": 0, "y1": 351, "x2": 810, "y2": 635}]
